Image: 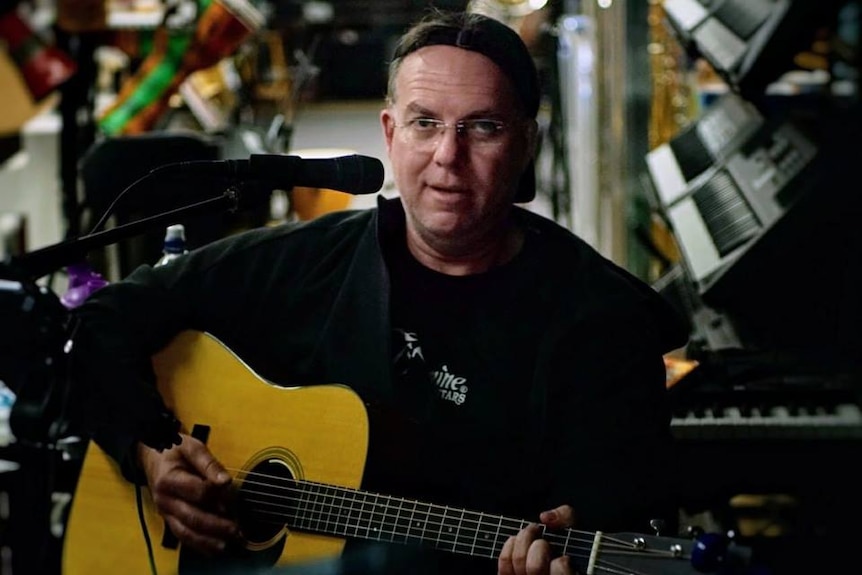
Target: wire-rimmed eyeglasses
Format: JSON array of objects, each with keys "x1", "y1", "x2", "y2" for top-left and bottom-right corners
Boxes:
[{"x1": 394, "y1": 117, "x2": 512, "y2": 148}]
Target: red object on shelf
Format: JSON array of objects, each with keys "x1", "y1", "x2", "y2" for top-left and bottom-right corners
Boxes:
[{"x1": 0, "y1": 8, "x2": 77, "y2": 101}]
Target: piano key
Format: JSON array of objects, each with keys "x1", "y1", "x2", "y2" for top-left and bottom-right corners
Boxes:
[{"x1": 671, "y1": 402, "x2": 862, "y2": 440}]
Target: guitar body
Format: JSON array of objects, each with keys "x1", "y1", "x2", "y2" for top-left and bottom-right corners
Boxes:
[{"x1": 62, "y1": 330, "x2": 370, "y2": 575}]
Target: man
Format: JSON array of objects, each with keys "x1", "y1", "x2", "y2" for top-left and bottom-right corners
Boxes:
[{"x1": 72, "y1": 9, "x2": 688, "y2": 575}]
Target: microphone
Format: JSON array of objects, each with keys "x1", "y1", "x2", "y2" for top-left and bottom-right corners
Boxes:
[
  {"x1": 157, "y1": 153, "x2": 385, "y2": 195},
  {"x1": 7, "y1": 154, "x2": 383, "y2": 281}
]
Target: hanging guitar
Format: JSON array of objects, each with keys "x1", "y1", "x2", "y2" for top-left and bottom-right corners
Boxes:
[{"x1": 62, "y1": 330, "x2": 753, "y2": 574}]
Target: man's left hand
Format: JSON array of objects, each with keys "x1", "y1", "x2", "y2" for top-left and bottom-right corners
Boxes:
[{"x1": 497, "y1": 505, "x2": 576, "y2": 575}]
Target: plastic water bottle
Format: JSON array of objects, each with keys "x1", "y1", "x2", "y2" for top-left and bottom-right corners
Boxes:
[{"x1": 155, "y1": 224, "x2": 189, "y2": 267}]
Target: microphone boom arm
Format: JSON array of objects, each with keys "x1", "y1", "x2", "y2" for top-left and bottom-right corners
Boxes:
[{"x1": 7, "y1": 183, "x2": 262, "y2": 281}]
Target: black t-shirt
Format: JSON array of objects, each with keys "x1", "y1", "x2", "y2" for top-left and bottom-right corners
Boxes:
[
  {"x1": 355, "y1": 222, "x2": 559, "y2": 571},
  {"x1": 384, "y1": 225, "x2": 551, "y2": 502}
]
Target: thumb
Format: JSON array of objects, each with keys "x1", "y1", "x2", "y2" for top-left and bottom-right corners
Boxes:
[{"x1": 180, "y1": 434, "x2": 231, "y2": 485}]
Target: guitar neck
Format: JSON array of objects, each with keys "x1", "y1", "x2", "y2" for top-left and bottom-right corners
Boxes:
[
  {"x1": 241, "y1": 478, "x2": 725, "y2": 575},
  {"x1": 245, "y1": 478, "x2": 583, "y2": 561}
]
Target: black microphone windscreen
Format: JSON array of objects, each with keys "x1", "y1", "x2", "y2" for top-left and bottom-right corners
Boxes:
[
  {"x1": 298, "y1": 154, "x2": 385, "y2": 195},
  {"x1": 249, "y1": 154, "x2": 385, "y2": 195}
]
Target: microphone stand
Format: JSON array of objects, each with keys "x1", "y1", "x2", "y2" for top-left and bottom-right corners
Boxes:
[
  {"x1": 0, "y1": 171, "x2": 274, "y2": 575},
  {"x1": 2, "y1": 177, "x2": 273, "y2": 442},
  {"x1": 7, "y1": 182, "x2": 266, "y2": 282}
]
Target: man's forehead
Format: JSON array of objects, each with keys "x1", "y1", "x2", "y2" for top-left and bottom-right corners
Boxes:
[
  {"x1": 391, "y1": 17, "x2": 540, "y2": 119},
  {"x1": 399, "y1": 44, "x2": 504, "y2": 75},
  {"x1": 394, "y1": 46, "x2": 520, "y2": 110}
]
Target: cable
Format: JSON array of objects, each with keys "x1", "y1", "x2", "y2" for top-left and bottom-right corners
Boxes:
[
  {"x1": 86, "y1": 170, "x2": 161, "y2": 236},
  {"x1": 135, "y1": 481, "x2": 159, "y2": 575}
]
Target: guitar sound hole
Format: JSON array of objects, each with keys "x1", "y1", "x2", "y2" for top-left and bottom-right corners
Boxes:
[{"x1": 236, "y1": 458, "x2": 294, "y2": 545}]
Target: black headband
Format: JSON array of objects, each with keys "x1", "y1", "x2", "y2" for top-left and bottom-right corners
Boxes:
[{"x1": 393, "y1": 19, "x2": 540, "y2": 119}]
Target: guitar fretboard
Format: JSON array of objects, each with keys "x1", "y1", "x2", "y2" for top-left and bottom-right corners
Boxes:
[{"x1": 240, "y1": 478, "x2": 586, "y2": 560}]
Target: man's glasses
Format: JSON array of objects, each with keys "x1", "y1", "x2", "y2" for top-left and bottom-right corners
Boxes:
[{"x1": 394, "y1": 117, "x2": 512, "y2": 148}]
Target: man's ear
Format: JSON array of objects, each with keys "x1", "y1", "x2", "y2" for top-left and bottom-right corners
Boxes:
[{"x1": 380, "y1": 108, "x2": 396, "y2": 153}]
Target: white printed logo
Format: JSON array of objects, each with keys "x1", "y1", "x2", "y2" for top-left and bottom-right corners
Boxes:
[
  {"x1": 393, "y1": 330, "x2": 469, "y2": 407},
  {"x1": 431, "y1": 365, "x2": 469, "y2": 406}
]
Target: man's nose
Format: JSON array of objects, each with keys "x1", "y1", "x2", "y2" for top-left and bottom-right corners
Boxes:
[{"x1": 431, "y1": 126, "x2": 464, "y2": 163}]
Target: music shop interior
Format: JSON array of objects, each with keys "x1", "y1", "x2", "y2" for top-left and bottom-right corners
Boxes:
[{"x1": 1, "y1": 0, "x2": 860, "y2": 574}]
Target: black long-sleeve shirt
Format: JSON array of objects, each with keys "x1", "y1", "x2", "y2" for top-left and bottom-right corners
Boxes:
[{"x1": 71, "y1": 196, "x2": 688, "y2": 573}]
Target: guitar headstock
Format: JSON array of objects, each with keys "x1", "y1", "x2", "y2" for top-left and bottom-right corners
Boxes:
[{"x1": 570, "y1": 530, "x2": 752, "y2": 575}]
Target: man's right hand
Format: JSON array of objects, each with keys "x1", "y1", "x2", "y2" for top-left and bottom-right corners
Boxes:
[{"x1": 138, "y1": 433, "x2": 240, "y2": 555}]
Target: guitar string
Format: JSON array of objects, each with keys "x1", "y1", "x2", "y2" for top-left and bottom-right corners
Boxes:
[
  {"x1": 237, "y1": 497, "x2": 657, "y2": 575},
  {"x1": 215, "y1": 466, "x2": 685, "y2": 565},
  {"x1": 240, "y1": 497, "x2": 580, "y2": 550},
  {"x1": 233, "y1": 469, "x2": 671, "y2": 556},
  {"x1": 231, "y1": 502, "x2": 647, "y2": 575},
  {"x1": 234, "y1": 477, "x2": 597, "y2": 555},
  {"x1": 236, "y1": 502, "x2": 656, "y2": 575}
]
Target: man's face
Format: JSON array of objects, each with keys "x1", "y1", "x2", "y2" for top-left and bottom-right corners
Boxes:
[{"x1": 381, "y1": 45, "x2": 536, "y2": 254}]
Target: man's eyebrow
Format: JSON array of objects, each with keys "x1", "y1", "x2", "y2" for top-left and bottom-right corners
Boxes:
[
  {"x1": 404, "y1": 102, "x2": 436, "y2": 116},
  {"x1": 461, "y1": 109, "x2": 507, "y2": 120},
  {"x1": 404, "y1": 102, "x2": 506, "y2": 120}
]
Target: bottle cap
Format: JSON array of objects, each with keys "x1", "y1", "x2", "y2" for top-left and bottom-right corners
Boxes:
[{"x1": 163, "y1": 224, "x2": 187, "y2": 254}]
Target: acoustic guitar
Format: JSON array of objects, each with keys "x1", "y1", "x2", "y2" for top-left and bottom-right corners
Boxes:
[{"x1": 62, "y1": 330, "x2": 750, "y2": 575}]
